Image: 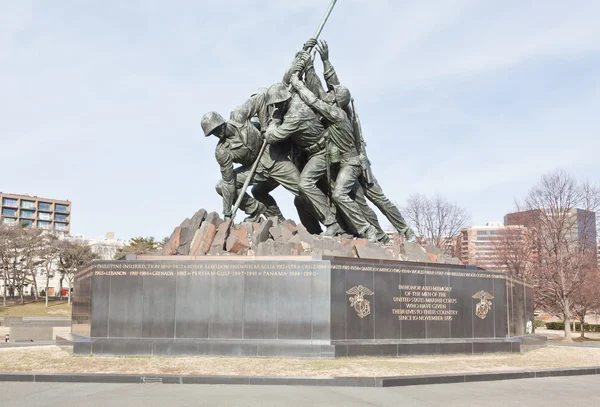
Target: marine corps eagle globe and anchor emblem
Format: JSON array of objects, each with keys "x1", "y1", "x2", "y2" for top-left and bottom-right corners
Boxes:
[
  {"x1": 472, "y1": 290, "x2": 494, "y2": 319},
  {"x1": 346, "y1": 285, "x2": 374, "y2": 318}
]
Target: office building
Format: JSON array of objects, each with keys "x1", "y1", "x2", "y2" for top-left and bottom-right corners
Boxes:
[
  {"x1": 457, "y1": 222, "x2": 527, "y2": 270},
  {"x1": 0, "y1": 192, "x2": 71, "y2": 234},
  {"x1": 505, "y1": 208, "x2": 597, "y2": 263}
]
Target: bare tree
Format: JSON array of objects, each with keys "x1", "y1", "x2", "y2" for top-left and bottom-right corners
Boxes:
[
  {"x1": 58, "y1": 240, "x2": 98, "y2": 305},
  {"x1": 489, "y1": 225, "x2": 545, "y2": 317},
  {"x1": 572, "y1": 267, "x2": 600, "y2": 339},
  {"x1": 19, "y1": 228, "x2": 44, "y2": 301},
  {"x1": 403, "y1": 194, "x2": 470, "y2": 253},
  {"x1": 491, "y1": 226, "x2": 538, "y2": 279},
  {"x1": 0, "y1": 226, "x2": 30, "y2": 304},
  {"x1": 516, "y1": 169, "x2": 599, "y2": 342},
  {"x1": 38, "y1": 233, "x2": 61, "y2": 307},
  {"x1": 0, "y1": 225, "x2": 22, "y2": 306}
]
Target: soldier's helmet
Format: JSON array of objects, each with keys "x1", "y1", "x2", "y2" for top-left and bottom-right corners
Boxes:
[
  {"x1": 332, "y1": 85, "x2": 351, "y2": 108},
  {"x1": 266, "y1": 83, "x2": 292, "y2": 106},
  {"x1": 201, "y1": 111, "x2": 226, "y2": 137}
]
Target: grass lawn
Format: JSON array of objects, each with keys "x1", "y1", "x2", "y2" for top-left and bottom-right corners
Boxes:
[{"x1": 0, "y1": 300, "x2": 71, "y2": 317}]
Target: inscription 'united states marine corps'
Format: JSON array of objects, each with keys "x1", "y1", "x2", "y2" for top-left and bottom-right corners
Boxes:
[
  {"x1": 472, "y1": 290, "x2": 494, "y2": 320},
  {"x1": 346, "y1": 285, "x2": 374, "y2": 318}
]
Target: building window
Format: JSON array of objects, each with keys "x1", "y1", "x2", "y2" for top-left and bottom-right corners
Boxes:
[
  {"x1": 477, "y1": 230, "x2": 489, "y2": 236},
  {"x1": 2, "y1": 218, "x2": 16, "y2": 225},
  {"x1": 55, "y1": 213, "x2": 68, "y2": 222},
  {"x1": 20, "y1": 219, "x2": 33, "y2": 227},
  {"x1": 2, "y1": 198, "x2": 18, "y2": 207},
  {"x1": 38, "y1": 202, "x2": 52, "y2": 211},
  {"x1": 55, "y1": 204, "x2": 69, "y2": 214},
  {"x1": 20, "y1": 210, "x2": 35, "y2": 219},
  {"x1": 38, "y1": 220, "x2": 51, "y2": 230},
  {"x1": 2, "y1": 208, "x2": 17, "y2": 217},
  {"x1": 38, "y1": 212, "x2": 52, "y2": 221},
  {"x1": 54, "y1": 223, "x2": 68, "y2": 231},
  {"x1": 20, "y1": 200, "x2": 35, "y2": 209}
]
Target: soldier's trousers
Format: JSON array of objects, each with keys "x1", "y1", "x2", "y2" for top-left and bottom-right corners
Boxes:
[
  {"x1": 331, "y1": 163, "x2": 372, "y2": 234},
  {"x1": 297, "y1": 150, "x2": 338, "y2": 227},
  {"x1": 215, "y1": 159, "x2": 317, "y2": 225},
  {"x1": 358, "y1": 175, "x2": 410, "y2": 234},
  {"x1": 353, "y1": 185, "x2": 387, "y2": 241}
]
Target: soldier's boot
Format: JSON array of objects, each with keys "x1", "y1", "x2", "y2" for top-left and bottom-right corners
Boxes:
[
  {"x1": 378, "y1": 233, "x2": 390, "y2": 245},
  {"x1": 361, "y1": 225, "x2": 379, "y2": 243},
  {"x1": 321, "y1": 222, "x2": 344, "y2": 238},
  {"x1": 244, "y1": 202, "x2": 268, "y2": 223},
  {"x1": 263, "y1": 205, "x2": 285, "y2": 222},
  {"x1": 404, "y1": 227, "x2": 417, "y2": 243}
]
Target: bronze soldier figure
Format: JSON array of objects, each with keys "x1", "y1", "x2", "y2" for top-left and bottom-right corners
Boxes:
[
  {"x1": 310, "y1": 40, "x2": 417, "y2": 242},
  {"x1": 201, "y1": 89, "x2": 313, "y2": 223},
  {"x1": 287, "y1": 73, "x2": 379, "y2": 242},
  {"x1": 263, "y1": 80, "x2": 345, "y2": 237}
]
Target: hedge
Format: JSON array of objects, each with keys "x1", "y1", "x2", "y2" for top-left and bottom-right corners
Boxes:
[{"x1": 545, "y1": 321, "x2": 600, "y2": 332}]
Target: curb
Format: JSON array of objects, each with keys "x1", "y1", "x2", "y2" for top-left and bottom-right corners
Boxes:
[{"x1": 1, "y1": 367, "x2": 599, "y2": 387}]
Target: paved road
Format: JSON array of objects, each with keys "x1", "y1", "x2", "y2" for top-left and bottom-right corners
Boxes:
[{"x1": 1, "y1": 376, "x2": 599, "y2": 406}]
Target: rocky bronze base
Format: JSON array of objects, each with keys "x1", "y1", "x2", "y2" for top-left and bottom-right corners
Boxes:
[{"x1": 159, "y1": 208, "x2": 462, "y2": 263}]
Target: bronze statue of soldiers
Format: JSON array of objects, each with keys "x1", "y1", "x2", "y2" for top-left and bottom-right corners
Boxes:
[
  {"x1": 201, "y1": 89, "x2": 313, "y2": 224},
  {"x1": 308, "y1": 40, "x2": 417, "y2": 242},
  {"x1": 263, "y1": 81, "x2": 345, "y2": 237},
  {"x1": 287, "y1": 71, "x2": 379, "y2": 242}
]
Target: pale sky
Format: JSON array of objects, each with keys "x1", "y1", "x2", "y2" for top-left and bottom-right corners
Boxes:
[{"x1": 1, "y1": 0, "x2": 599, "y2": 240}]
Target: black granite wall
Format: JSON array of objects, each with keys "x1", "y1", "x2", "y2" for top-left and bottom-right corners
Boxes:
[
  {"x1": 72, "y1": 265, "x2": 92, "y2": 337},
  {"x1": 74, "y1": 259, "x2": 330, "y2": 342},
  {"x1": 72, "y1": 257, "x2": 535, "y2": 345},
  {"x1": 328, "y1": 259, "x2": 519, "y2": 341}
]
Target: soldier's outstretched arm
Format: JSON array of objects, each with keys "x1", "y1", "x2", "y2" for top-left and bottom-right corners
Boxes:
[
  {"x1": 230, "y1": 91, "x2": 268, "y2": 128},
  {"x1": 215, "y1": 145, "x2": 236, "y2": 218},
  {"x1": 302, "y1": 51, "x2": 328, "y2": 100},
  {"x1": 282, "y1": 51, "x2": 309, "y2": 85},
  {"x1": 264, "y1": 118, "x2": 299, "y2": 145},
  {"x1": 289, "y1": 74, "x2": 344, "y2": 124},
  {"x1": 316, "y1": 40, "x2": 340, "y2": 89},
  {"x1": 282, "y1": 38, "x2": 318, "y2": 84}
]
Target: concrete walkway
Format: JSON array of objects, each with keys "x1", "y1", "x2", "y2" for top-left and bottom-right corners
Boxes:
[
  {"x1": 0, "y1": 327, "x2": 70, "y2": 342},
  {"x1": 536, "y1": 327, "x2": 600, "y2": 347},
  {"x1": 0, "y1": 375, "x2": 598, "y2": 407}
]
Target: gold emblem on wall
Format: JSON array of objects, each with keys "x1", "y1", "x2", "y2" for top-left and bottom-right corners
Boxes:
[
  {"x1": 472, "y1": 290, "x2": 494, "y2": 320},
  {"x1": 346, "y1": 285, "x2": 374, "y2": 318}
]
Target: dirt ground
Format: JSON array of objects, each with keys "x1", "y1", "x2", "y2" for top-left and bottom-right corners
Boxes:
[{"x1": 0, "y1": 345, "x2": 599, "y2": 377}]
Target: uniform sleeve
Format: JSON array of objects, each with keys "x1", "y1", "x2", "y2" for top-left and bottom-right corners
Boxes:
[
  {"x1": 265, "y1": 118, "x2": 297, "y2": 144},
  {"x1": 290, "y1": 77, "x2": 345, "y2": 124},
  {"x1": 282, "y1": 52, "x2": 302, "y2": 85},
  {"x1": 304, "y1": 64, "x2": 327, "y2": 100},
  {"x1": 323, "y1": 60, "x2": 340, "y2": 89},
  {"x1": 230, "y1": 93, "x2": 264, "y2": 126},
  {"x1": 215, "y1": 144, "x2": 236, "y2": 217}
]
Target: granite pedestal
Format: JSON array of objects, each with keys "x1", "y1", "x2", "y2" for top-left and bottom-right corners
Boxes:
[{"x1": 67, "y1": 256, "x2": 540, "y2": 358}]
